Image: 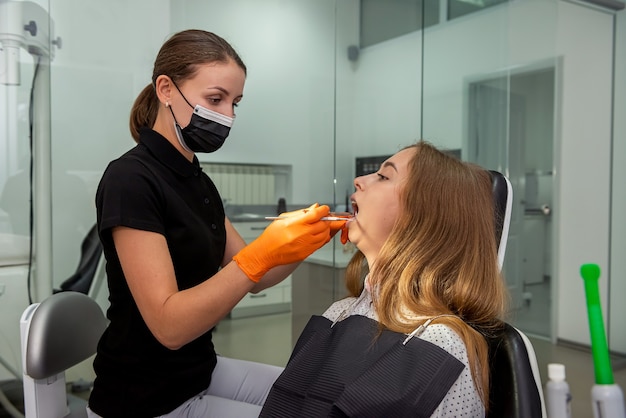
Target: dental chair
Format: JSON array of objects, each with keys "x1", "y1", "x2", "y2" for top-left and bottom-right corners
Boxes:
[
  {"x1": 20, "y1": 291, "x2": 107, "y2": 418},
  {"x1": 56, "y1": 224, "x2": 109, "y2": 315},
  {"x1": 487, "y1": 170, "x2": 546, "y2": 418},
  {"x1": 56, "y1": 224, "x2": 103, "y2": 296}
]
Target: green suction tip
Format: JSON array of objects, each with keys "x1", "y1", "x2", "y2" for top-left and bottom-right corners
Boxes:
[
  {"x1": 581, "y1": 263, "x2": 601, "y2": 281},
  {"x1": 581, "y1": 263, "x2": 614, "y2": 385}
]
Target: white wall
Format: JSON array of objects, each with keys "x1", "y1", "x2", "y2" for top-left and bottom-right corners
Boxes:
[
  {"x1": 553, "y1": 2, "x2": 614, "y2": 348},
  {"x1": 611, "y1": 7, "x2": 626, "y2": 353}
]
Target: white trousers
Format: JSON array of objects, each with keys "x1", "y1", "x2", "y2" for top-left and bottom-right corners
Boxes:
[{"x1": 87, "y1": 356, "x2": 284, "y2": 418}]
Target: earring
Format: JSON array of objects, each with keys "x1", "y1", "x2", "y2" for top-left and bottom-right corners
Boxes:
[{"x1": 165, "y1": 102, "x2": 170, "y2": 108}]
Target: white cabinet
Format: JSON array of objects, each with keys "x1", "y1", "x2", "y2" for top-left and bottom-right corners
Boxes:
[
  {"x1": 231, "y1": 221, "x2": 292, "y2": 318},
  {"x1": 291, "y1": 245, "x2": 353, "y2": 346}
]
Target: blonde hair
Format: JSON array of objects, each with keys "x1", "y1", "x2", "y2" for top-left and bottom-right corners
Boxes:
[
  {"x1": 345, "y1": 141, "x2": 508, "y2": 410},
  {"x1": 129, "y1": 30, "x2": 246, "y2": 142}
]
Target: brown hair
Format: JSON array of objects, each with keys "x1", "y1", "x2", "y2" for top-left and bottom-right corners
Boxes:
[
  {"x1": 129, "y1": 29, "x2": 247, "y2": 142},
  {"x1": 345, "y1": 141, "x2": 508, "y2": 410}
]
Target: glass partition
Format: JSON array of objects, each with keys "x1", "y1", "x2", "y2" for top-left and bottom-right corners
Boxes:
[
  {"x1": 48, "y1": 0, "x2": 169, "y2": 293},
  {"x1": 422, "y1": 0, "x2": 558, "y2": 339}
]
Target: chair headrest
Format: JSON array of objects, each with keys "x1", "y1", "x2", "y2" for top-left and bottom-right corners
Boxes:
[{"x1": 25, "y1": 291, "x2": 108, "y2": 379}]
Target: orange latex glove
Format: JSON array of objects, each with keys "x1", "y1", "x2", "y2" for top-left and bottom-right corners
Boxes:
[
  {"x1": 327, "y1": 212, "x2": 351, "y2": 245},
  {"x1": 340, "y1": 226, "x2": 349, "y2": 245},
  {"x1": 328, "y1": 218, "x2": 350, "y2": 245},
  {"x1": 233, "y1": 203, "x2": 331, "y2": 282}
]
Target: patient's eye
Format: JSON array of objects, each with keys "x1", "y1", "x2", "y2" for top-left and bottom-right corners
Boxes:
[{"x1": 377, "y1": 173, "x2": 388, "y2": 181}]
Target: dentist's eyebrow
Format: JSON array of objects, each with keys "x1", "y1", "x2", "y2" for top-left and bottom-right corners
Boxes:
[
  {"x1": 381, "y1": 161, "x2": 398, "y2": 172},
  {"x1": 206, "y1": 86, "x2": 243, "y2": 101},
  {"x1": 207, "y1": 86, "x2": 229, "y2": 94}
]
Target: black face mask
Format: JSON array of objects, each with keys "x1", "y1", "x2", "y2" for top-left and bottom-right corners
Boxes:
[{"x1": 169, "y1": 83, "x2": 234, "y2": 153}]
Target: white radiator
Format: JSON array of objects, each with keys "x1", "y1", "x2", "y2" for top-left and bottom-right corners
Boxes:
[{"x1": 201, "y1": 163, "x2": 278, "y2": 205}]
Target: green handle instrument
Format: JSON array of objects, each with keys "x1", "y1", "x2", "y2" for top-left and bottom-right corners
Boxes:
[{"x1": 580, "y1": 263, "x2": 613, "y2": 385}]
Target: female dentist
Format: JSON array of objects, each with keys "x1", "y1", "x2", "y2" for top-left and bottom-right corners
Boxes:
[{"x1": 88, "y1": 29, "x2": 335, "y2": 418}]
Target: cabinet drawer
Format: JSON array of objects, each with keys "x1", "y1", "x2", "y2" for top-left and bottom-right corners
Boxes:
[
  {"x1": 282, "y1": 286, "x2": 292, "y2": 304},
  {"x1": 232, "y1": 222, "x2": 269, "y2": 240}
]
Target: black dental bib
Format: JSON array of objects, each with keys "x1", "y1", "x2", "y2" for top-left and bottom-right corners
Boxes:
[{"x1": 260, "y1": 315, "x2": 465, "y2": 418}]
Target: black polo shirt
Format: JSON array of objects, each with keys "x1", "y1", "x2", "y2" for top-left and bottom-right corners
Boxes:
[{"x1": 89, "y1": 128, "x2": 226, "y2": 417}]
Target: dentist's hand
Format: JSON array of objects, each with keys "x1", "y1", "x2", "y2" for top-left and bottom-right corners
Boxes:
[
  {"x1": 328, "y1": 213, "x2": 351, "y2": 245},
  {"x1": 340, "y1": 227, "x2": 349, "y2": 245},
  {"x1": 328, "y1": 219, "x2": 350, "y2": 245},
  {"x1": 233, "y1": 204, "x2": 331, "y2": 282}
]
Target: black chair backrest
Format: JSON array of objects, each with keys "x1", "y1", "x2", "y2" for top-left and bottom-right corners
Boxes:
[
  {"x1": 489, "y1": 170, "x2": 508, "y2": 250},
  {"x1": 486, "y1": 171, "x2": 544, "y2": 417},
  {"x1": 487, "y1": 323, "x2": 543, "y2": 418},
  {"x1": 58, "y1": 224, "x2": 102, "y2": 294}
]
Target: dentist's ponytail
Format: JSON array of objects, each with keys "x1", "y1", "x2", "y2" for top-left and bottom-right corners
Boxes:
[{"x1": 129, "y1": 84, "x2": 159, "y2": 142}]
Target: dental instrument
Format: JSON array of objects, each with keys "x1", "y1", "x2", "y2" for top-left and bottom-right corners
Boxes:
[
  {"x1": 265, "y1": 213, "x2": 354, "y2": 221},
  {"x1": 265, "y1": 211, "x2": 353, "y2": 222},
  {"x1": 580, "y1": 263, "x2": 626, "y2": 418},
  {"x1": 265, "y1": 216, "x2": 353, "y2": 221}
]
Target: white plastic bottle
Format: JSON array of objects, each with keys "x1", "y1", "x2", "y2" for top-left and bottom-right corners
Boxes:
[{"x1": 546, "y1": 363, "x2": 572, "y2": 418}]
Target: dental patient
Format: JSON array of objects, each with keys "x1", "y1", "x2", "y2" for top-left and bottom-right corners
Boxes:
[{"x1": 260, "y1": 141, "x2": 509, "y2": 417}]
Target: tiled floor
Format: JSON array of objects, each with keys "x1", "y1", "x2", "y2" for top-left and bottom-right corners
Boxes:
[
  {"x1": 531, "y1": 335, "x2": 626, "y2": 418},
  {"x1": 2, "y1": 311, "x2": 625, "y2": 417},
  {"x1": 512, "y1": 277, "x2": 553, "y2": 338}
]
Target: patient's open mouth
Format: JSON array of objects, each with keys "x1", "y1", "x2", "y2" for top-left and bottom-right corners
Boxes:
[{"x1": 351, "y1": 200, "x2": 358, "y2": 217}]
